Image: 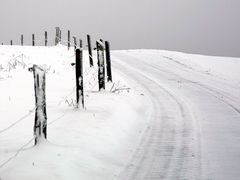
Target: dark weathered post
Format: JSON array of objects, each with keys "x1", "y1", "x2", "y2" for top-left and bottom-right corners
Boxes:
[
  {"x1": 79, "y1": 39, "x2": 82, "y2": 49},
  {"x1": 10, "y1": 40, "x2": 13, "y2": 46},
  {"x1": 55, "y1": 27, "x2": 61, "y2": 45},
  {"x1": 32, "y1": 65, "x2": 47, "y2": 145},
  {"x1": 73, "y1": 36, "x2": 77, "y2": 51},
  {"x1": 68, "y1": 30, "x2": 70, "y2": 50},
  {"x1": 79, "y1": 41, "x2": 84, "y2": 108},
  {"x1": 60, "y1": 30, "x2": 62, "y2": 43},
  {"x1": 105, "y1": 41, "x2": 112, "y2": 82},
  {"x1": 75, "y1": 48, "x2": 84, "y2": 108},
  {"x1": 21, "y1": 35, "x2": 23, "y2": 46},
  {"x1": 96, "y1": 40, "x2": 105, "y2": 90},
  {"x1": 44, "y1": 31, "x2": 48, "y2": 46},
  {"x1": 32, "y1": 34, "x2": 35, "y2": 46},
  {"x1": 87, "y1": 34, "x2": 93, "y2": 67}
]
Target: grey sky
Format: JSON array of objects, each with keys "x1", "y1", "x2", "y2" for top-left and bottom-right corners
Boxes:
[{"x1": 1, "y1": 0, "x2": 240, "y2": 57}]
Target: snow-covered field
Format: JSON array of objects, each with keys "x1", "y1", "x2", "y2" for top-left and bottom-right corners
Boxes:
[{"x1": 0, "y1": 45, "x2": 240, "y2": 180}]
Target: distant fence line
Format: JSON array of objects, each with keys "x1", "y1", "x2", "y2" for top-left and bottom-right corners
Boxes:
[{"x1": 2, "y1": 27, "x2": 82, "y2": 48}]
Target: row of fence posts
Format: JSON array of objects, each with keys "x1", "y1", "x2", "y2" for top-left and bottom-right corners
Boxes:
[
  {"x1": 30, "y1": 32, "x2": 112, "y2": 145},
  {"x1": 3, "y1": 27, "x2": 71, "y2": 48},
  {"x1": 2, "y1": 28, "x2": 112, "y2": 66},
  {"x1": 6, "y1": 32, "x2": 49, "y2": 46}
]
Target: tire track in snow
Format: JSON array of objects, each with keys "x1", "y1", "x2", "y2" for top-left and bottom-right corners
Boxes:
[
  {"x1": 152, "y1": 53, "x2": 240, "y2": 114},
  {"x1": 190, "y1": 82, "x2": 240, "y2": 115},
  {"x1": 113, "y1": 56, "x2": 202, "y2": 180},
  {"x1": 123, "y1": 51, "x2": 240, "y2": 116},
  {"x1": 148, "y1": 62, "x2": 240, "y2": 116},
  {"x1": 146, "y1": 56, "x2": 240, "y2": 116},
  {"x1": 113, "y1": 51, "x2": 240, "y2": 179}
]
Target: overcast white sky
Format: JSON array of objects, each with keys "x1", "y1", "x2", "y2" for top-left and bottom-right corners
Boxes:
[{"x1": 0, "y1": 0, "x2": 240, "y2": 57}]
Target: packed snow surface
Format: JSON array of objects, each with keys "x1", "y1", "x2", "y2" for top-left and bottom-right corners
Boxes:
[{"x1": 0, "y1": 45, "x2": 240, "y2": 180}]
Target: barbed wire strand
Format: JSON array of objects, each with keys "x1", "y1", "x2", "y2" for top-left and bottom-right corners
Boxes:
[
  {"x1": 0, "y1": 107, "x2": 35, "y2": 134},
  {"x1": 0, "y1": 136, "x2": 35, "y2": 168}
]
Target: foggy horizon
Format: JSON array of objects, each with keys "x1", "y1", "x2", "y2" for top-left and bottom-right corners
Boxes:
[{"x1": 1, "y1": 0, "x2": 240, "y2": 57}]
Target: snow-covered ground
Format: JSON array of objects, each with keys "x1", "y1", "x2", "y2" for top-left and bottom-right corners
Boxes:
[
  {"x1": 0, "y1": 46, "x2": 240, "y2": 180},
  {"x1": 113, "y1": 50, "x2": 240, "y2": 180}
]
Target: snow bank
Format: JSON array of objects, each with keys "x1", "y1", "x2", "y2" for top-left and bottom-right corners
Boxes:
[{"x1": 0, "y1": 45, "x2": 151, "y2": 180}]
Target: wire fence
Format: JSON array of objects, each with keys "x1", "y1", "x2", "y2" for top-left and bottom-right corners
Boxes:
[
  {"x1": 0, "y1": 82, "x2": 80, "y2": 168},
  {"x1": 1, "y1": 32, "x2": 83, "y2": 48},
  {"x1": 0, "y1": 53, "x2": 96, "y2": 168},
  {"x1": 0, "y1": 87, "x2": 75, "y2": 168},
  {"x1": 0, "y1": 28, "x2": 113, "y2": 170}
]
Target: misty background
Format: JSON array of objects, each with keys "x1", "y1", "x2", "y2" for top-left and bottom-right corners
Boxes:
[{"x1": 0, "y1": 0, "x2": 239, "y2": 57}]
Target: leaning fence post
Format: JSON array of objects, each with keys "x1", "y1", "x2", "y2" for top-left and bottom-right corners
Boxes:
[
  {"x1": 31, "y1": 65, "x2": 47, "y2": 145},
  {"x1": 75, "y1": 48, "x2": 84, "y2": 108},
  {"x1": 45, "y1": 31, "x2": 48, "y2": 46},
  {"x1": 105, "y1": 41, "x2": 112, "y2": 82},
  {"x1": 96, "y1": 40, "x2": 105, "y2": 90},
  {"x1": 68, "y1": 30, "x2": 70, "y2": 50},
  {"x1": 32, "y1": 34, "x2": 35, "y2": 46},
  {"x1": 87, "y1": 34, "x2": 93, "y2": 67},
  {"x1": 21, "y1": 35, "x2": 23, "y2": 46}
]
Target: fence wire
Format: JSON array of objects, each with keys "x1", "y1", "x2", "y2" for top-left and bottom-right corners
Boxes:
[
  {"x1": 0, "y1": 107, "x2": 35, "y2": 134},
  {"x1": 0, "y1": 136, "x2": 35, "y2": 168}
]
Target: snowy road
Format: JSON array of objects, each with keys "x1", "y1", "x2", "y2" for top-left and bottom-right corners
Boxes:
[{"x1": 112, "y1": 50, "x2": 240, "y2": 180}]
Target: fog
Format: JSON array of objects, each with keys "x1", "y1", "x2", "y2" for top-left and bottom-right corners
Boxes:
[{"x1": 0, "y1": 0, "x2": 239, "y2": 57}]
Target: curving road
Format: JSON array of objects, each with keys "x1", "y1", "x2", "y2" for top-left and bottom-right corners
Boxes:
[{"x1": 112, "y1": 50, "x2": 240, "y2": 180}]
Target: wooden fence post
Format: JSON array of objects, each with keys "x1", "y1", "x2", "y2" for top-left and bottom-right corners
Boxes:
[
  {"x1": 32, "y1": 34, "x2": 35, "y2": 46},
  {"x1": 68, "y1": 30, "x2": 70, "y2": 50},
  {"x1": 60, "y1": 30, "x2": 62, "y2": 43},
  {"x1": 96, "y1": 40, "x2": 105, "y2": 90},
  {"x1": 79, "y1": 39, "x2": 82, "y2": 49},
  {"x1": 45, "y1": 31, "x2": 48, "y2": 46},
  {"x1": 10, "y1": 40, "x2": 13, "y2": 46},
  {"x1": 80, "y1": 41, "x2": 84, "y2": 107},
  {"x1": 73, "y1": 36, "x2": 77, "y2": 51},
  {"x1": 21, "y1": 35, "x2": 23, "y2": 46},
  {"x1": 87, "y1": 34, "x2": 93, "y2": 67},
  {"x1": 105, "y1": 41, "x2": 112, "y2": 82},
  {"x1": 55, "y1": 27, "x2": 61, "y2": 45},
  {"x1": 75, "y1": 48, "x2": 84, "y2": 108},
  {"x1": 32, "y1": 65, "x2": 47, "y2": 145}
]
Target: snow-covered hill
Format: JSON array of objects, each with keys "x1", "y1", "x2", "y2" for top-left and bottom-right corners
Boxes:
[{"x1": 0, "y1": 45, "x2": 240, "y2": 180}]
